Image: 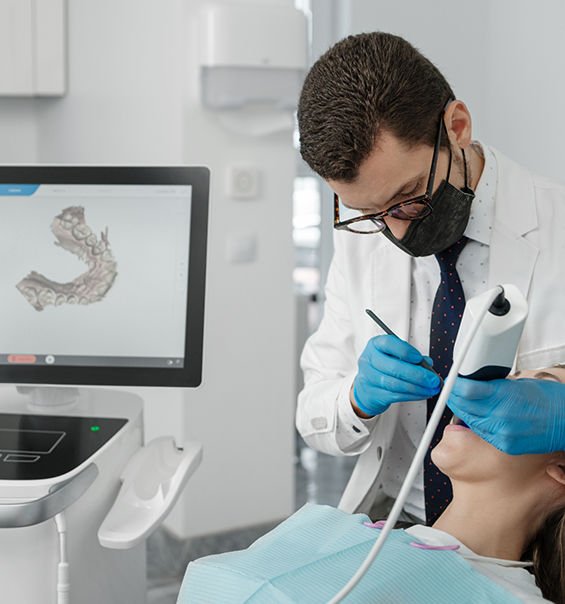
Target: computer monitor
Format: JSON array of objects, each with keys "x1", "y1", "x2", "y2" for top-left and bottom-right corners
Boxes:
[{"x1": 0, "y1": 166, "x2": 209, "y2": 388}]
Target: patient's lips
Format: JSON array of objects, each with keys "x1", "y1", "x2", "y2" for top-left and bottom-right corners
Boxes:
[{"x1": 447, "y1": 416, "x2": 471, "y2": 431}]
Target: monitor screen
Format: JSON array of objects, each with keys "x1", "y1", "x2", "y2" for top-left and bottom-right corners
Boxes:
[{"x1": 0, "y1": 166, "x2": 209, "y2": 387}]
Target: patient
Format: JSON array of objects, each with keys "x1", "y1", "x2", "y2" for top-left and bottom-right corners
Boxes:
[
  {"x1": 425, "y1": 364, "x2": 565, "y2": 603},
  {"x1": 178, "y1": 366, "x2": 565, "y2": 604}
]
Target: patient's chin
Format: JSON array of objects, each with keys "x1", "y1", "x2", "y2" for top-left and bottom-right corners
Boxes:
[
  {"x1": 431, "y1": 429, "x2": 488, "y2": 477},
  {"x1": 431, "y1": 439, "x2": 456, "y2": 475},
  {"x1": 432, "y1": 444, "x2": 480, "y2": 483},
  {"x1": 432, "y1": 428, "x2": 523, "y2": 483}
]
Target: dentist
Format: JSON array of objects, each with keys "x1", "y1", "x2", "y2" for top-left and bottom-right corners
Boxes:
[{"x1": 296, "y1": 31, "x2": 565, "y2": 525}]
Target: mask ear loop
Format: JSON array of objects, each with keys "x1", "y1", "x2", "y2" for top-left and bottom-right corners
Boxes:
[
  {"x1": 441, "y1": 117, "x2": 453, "y2": 185},
  {"x1": 462, "y1": 147, "x2": 469, "y2": 188},
  {"x1": 440, "y1": 143, "x2": 469, "y2": 191}
]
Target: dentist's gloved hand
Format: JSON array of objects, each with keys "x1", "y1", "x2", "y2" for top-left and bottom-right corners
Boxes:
[
  {"x1": 447, "y1": 377, "x2": 565, "y2": 455},
  {"x1": 352, "y1": 335, "x2": 441, "y2": 417}
]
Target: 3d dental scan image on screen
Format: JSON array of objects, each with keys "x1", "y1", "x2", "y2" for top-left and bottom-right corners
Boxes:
[{"x1": 16, "y1": 204, "x2": 119, "y2": 311}]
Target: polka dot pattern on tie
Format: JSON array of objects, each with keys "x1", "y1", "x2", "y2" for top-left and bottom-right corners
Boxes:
[{"x1": 424, "y1": 236, "x2": 468, "y2": 525}]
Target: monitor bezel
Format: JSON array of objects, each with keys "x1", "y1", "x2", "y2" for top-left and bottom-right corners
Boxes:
[{"x1": 0, "y1": 165, "x2": 209, "y2": 388}]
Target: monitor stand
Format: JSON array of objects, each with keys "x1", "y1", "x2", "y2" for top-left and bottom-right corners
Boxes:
[{"x1": 16, "y1": 386, "x2": 80, "y2": 408}]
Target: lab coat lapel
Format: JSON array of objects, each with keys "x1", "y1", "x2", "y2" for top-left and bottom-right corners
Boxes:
[
  {"x1": 488, "y1": 148, "x2": 539, "y2": 298},
  {"x1": 488, "y1": 218, "x2": 539, "y2": 296},
  {"x1": 371, "y1": 240, "x2": 412, "y2": 340}
]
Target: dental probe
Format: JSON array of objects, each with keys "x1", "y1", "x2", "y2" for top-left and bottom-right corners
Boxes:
[{"x1": 365, "y1": 308, "x2": 444, "y2": 386}]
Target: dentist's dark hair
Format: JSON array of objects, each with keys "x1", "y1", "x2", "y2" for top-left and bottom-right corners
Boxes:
[{"x1": 297, "y1": 31, "x2": 455, "y2": 183}]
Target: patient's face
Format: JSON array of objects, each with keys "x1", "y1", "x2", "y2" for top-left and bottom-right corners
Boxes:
[{"x1": 432, "y1": 367, "x2": 565, "y2": 484}]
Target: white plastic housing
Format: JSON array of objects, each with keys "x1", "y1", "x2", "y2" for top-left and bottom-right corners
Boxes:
[
  {"x1": 0, "y1": 388, "x2": 145, "y2": 604},
  {"x1": 200, "y1": 4, "x2": 308, "y2": 69},
  {"x1": 454, "y1": 284, "x2": 529, "y2": 379},
  {"x1": 98, "y1": 436, "x2": 202, "y2": 549},
  {"x1": 200, "y1": 4, "x2": 308, "y2": 109}
]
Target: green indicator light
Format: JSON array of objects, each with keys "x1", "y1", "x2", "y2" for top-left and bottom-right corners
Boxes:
[{"x1": 91, "y1": 426, "x2": 100, "y2": 432}]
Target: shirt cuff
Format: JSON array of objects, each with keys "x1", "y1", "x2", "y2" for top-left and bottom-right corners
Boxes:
[{"x1": 335, "y1": 382, "x2": 379, "y2": 453}]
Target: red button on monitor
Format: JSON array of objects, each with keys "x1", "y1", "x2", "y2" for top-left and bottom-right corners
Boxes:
[{"x1": 7, "y1": 355, "x2": 37, "y2": 364}]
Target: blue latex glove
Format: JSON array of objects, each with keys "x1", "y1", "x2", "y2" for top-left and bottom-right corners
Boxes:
[
  {"x1": 447, "y1": 377, "x2": 565, "y2": 455},
  {"x1": 353, "y1": 335, "x2": 441, "y2": 416}
]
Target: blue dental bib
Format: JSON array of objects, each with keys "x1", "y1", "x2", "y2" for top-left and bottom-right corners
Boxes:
[{"x1": 178, "y1": 503, "x2": 523, "y2": 604}]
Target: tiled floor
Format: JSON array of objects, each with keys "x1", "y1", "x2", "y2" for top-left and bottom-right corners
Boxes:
[{"x1": 147, "y1": 435, "x2": 357, "y2": 604}]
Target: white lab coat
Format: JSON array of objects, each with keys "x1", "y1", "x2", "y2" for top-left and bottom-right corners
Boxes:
[{"x1": 296, "y1": 146, "x2": 565, "y2": 515}]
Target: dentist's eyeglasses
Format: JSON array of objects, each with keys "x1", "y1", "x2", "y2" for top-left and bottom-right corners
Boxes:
[
  {"x1": 333, "y1": 194, "x2": 432, "y2": 233},
  {"x1": 333, "y1": 99, "x2": 452, "y2": 234}
]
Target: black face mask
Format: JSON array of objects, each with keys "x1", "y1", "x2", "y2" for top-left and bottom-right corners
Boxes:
[{"x1": 381, "y1": 150, "x2": 475, "y2": 257}]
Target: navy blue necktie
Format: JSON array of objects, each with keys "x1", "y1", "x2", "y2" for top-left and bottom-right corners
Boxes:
[{"x1": 424, "y1": 236, "x2": 468, "y2": 525}]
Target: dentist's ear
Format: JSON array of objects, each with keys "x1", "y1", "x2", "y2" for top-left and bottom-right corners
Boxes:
[{"x1": 443, "y1": 100, "x2": 472, "y2": 149}]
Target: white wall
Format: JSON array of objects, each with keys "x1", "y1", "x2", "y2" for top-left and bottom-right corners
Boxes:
[
  {"x1": 0, "y1": 0, "x2": 297, "y2": 539},
  {"x1": 176, "y1": 0, "x2": 297, "y2": 537},
  {"x1": 483, "y1": 0, "x2": 565, "y2": 179},
  {"x1": 343, "y1": 0, "x2": 565, "y2": 181},
  {"x1": 34, "y1": 1, "x2": 186, "y2": 164},
  {"x1": 0, "y1": 98, "x2": 37, "y2": 162}
]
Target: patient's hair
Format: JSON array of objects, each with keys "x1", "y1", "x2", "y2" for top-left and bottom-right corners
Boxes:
[
  {"x1": 524, "y1": 503, "x2": 565, "y2": 604},
  {"x1": 518, "y1": 364, "x2": 565, "y2": 602},
  {"x1": 297, "y1": 32, "x2": 455, "y2": 183},
  {"x1": 500, "y1": 363, "x2": 565, "y2": 602}
]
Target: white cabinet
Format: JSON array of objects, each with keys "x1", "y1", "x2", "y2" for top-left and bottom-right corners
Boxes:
[{"x1": 0, "y1": 0, "x2": 66, "y2": 96}]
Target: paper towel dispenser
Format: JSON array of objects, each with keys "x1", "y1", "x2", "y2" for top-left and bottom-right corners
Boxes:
[{"x1": 200, "y1": 4, "x2": 308, "y2": 110}]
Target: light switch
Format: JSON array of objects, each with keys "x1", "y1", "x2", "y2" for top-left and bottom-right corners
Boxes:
[{"x1": 226, "y1": 233, "x2": 257, "y2": 264}]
